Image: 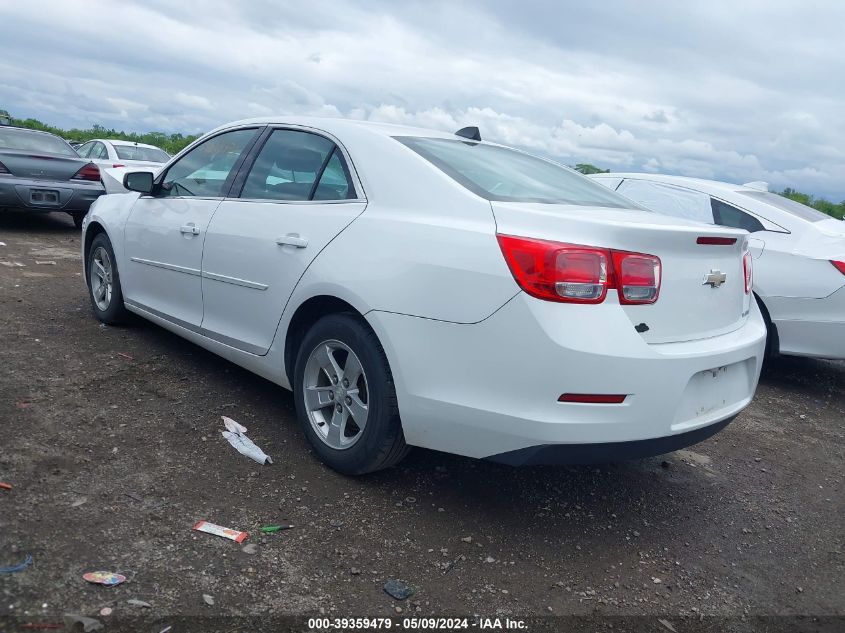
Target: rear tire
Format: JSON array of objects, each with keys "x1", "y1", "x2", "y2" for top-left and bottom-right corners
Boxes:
[
  {"x1": 754, "y1": 294, "x2": 778, "y2": 359},
  {"x1": 87, "y1": 233, "x2": 129, "y2": 324},
  {"x1": 293, "y1": 313, "x2": 409, "y2": 475}
]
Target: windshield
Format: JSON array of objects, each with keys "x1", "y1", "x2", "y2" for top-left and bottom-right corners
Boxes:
[
  {"x1": 114, "y1": 145, "x2": 170, "y2": 163},
  {"x1": 0, "y1": 128, "x2": 76, "y2": 156},
  {"x1": 397, "y1": 137, "x2": 637, "y2": 208},
  {"x1": 739, "y1": 190, "x2": 833, "y2": 223}
]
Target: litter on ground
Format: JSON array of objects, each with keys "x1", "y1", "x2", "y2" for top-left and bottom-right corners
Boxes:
[
  {"x1": 220, "y1": 415, "x2": 273, "y2": 465},
  {"x1": 82, "y1": 571, "x2": 126, "y2": 586},
  {"x1": 0, "y1": 554, "x2": 32, "y2": 574},
  {"x1": 193, "y1": 520, "x2": 249, "y2": 543}
]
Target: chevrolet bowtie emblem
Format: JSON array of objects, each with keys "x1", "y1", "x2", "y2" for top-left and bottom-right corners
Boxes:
[{"x1": 703, "y1": 270, "x2": 727, "y2": 288}]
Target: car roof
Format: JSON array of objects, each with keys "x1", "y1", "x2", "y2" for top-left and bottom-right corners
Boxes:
[
  {"x1": 209, "y1": 116, "x2": 461, "y2": 141},
  {"x1": 589, "y1": 172, "x2": 763, "y2": 196}
]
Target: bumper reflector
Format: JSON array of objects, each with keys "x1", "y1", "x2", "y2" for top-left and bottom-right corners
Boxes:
[{"x1": 558, "y1": 393, "x2": 627, "y2": 404}]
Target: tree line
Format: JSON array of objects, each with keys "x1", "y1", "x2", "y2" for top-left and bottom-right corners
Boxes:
[{"x1": 5, "y1": 114, "x2": 199, "y2": 156}]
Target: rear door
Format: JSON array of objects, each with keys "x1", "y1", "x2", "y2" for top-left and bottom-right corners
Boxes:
[
  {"x1": 200, "y1": 127, "x2": 365, "y2": 354},
  {"x1": 122, "y1": 127, "x2": 261, "y2": 328}
]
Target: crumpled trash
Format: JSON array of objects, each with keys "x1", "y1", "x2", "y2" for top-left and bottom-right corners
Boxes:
[
  {"x1": 220, "y1": 416, "x2": 272, "y2": 465},
  {"x1": 63, "y1": 614, "x2": 104, "y2": 632},
  {"x1": 127, "y1": 598, "x2": 152, "y2": 608}
]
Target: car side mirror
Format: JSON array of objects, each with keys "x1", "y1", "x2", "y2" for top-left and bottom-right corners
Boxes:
[{"x1": 123, "y1": 171, "x2": 154, "y2": 194}]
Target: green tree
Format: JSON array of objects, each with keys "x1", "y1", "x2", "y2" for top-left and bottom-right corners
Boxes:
[
  {"x1": 7, "y1": 115, "x2": 200, "y2": 155},
  {"x1": 574, "y1": 163, "x2": 610, "y2": 175}
]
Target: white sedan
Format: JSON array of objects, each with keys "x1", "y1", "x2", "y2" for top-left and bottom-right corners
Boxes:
[
  {"x1": 590, "y1": 174, "x2": 845, "y2": 360},
  {"x1": 75, "y1": 139, "x2": 170, "y2": 193},
  {"x1": 80, "y1": 118, "x2": 766, "y2": 474}
]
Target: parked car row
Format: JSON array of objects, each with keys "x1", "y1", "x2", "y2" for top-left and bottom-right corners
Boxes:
[{"x1": 0, "y1": 126, "x2": 169, "y2": 227}]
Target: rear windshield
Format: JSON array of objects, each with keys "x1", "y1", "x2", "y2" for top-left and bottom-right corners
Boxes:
[
  {"x1": 397, "y1": 137, "x2": 637, "y2": 208},
  {"x1": 0, "y1": 128, "x2": 76, "y2": 156},
  {"x1": 739, "y1": 190, "x2": 831, "y2": 223},
  {"x1": 114, "y1": 145, "x2": 170, "y2": 163}
]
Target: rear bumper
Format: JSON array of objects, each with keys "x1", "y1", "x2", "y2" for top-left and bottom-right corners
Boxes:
[
  {"x1": 367, "y1": 293, "x2": 766, "y2": 461},
  {"x1": 489, "y1": 416, "x2": 734, "y2": 465},
  {"x1": 0, "y1": 176, "x2": 105, "y2": 212},
  {"x1": 767, "y1": 287, "x2": 845, "y2": 359}
]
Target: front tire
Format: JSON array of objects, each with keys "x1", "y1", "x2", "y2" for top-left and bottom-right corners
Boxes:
[
  {"x1": 87, "y1": 233, "x2": 129, "y2": 324},
  {"x1": 293, "y1": 313, "x2": 409, "y2": 475}
]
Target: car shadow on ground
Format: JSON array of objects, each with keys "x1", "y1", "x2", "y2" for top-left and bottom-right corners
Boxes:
[
  {"x1": 118, "y1": 313, "x2": 745, "y2": 535},
  {"x1": 0, "y1": 209, "x2": 77, "y2": 234},
  {"x1": 760, "y1": 354, "x2": 845, "y2": 396}
]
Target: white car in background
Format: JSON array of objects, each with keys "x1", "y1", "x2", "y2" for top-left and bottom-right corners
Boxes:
[
  {"x1": 75, "y1": 139, "x2": 170, "y2": 193},
  {"x1": 590, "y1": 174, "x2": 845, "y2": 359},
  {"x1": 80, "y1": 118, "x2": 765, "y2": 474}
]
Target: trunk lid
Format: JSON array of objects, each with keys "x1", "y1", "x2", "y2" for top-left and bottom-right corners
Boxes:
[
  {"x1": 0, "y1": 149, "x2": 91, "y2": 181},
  {"x1": 492, "y1": 202, "x2": 751, "y2": 344}
]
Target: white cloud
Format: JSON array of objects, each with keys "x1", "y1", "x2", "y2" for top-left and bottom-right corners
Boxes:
[{"x1": 1, "y1": 0, "x2": 843, "y2": 200}]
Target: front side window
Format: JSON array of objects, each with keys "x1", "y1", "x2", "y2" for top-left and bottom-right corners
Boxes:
[
  {"x1": 0, "y1": 128, "x2": 76, "y2": 156},
  {"x1": 616, "y1": 180, "x2": 714, "y2": 223},
  {"x1": 159, "y1": 128, "x2": 257, "y2": 198},
  {"x1": 91, "y1": 142, "x2": 108, "y2": 160},
  {"x1": 397, "y1": 136, "x2": 635, "y2": 208},
  {"x1": 240, "y1": 129, "x2": 354, "y2": 201},
  {"x1": 711, "y1": 199, "x2": 764, "y2": 232}
]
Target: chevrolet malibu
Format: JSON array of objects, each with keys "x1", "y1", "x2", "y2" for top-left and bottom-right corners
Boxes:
[{"x1": 81, "y1": 118, "x2": 766, "y2": 474}]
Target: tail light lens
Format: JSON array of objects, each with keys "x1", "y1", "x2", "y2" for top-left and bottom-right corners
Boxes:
[
  {"x1": 743, "y1": 251, "x2": 753, "y2": 294},
  {"x1": 112, "y1": 163, "x2": 125, "y2": 168},
  {"x1": 831, "y1": 260, "x2": 845, "y2": 276},
  {"x1": 611, "y1": 251, "x2": 661, "y2": 304},
  {"x1": 497, "y1": 235, "x2": 661, "y2": 305},
  {"x1": 72, "y1": 163, "x2": 101, "y2": 182}
]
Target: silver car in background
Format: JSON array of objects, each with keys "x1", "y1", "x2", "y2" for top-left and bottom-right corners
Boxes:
[{"x1": 0, "y1": 127, "x2": 105, "y2": 228}]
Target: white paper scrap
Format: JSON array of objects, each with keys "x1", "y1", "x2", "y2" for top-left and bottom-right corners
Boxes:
[{"x1": 220, "y1": 416, "x2": 272, "y2": 465}]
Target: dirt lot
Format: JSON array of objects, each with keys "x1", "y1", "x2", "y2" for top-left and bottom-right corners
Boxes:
[{"x1": 1, "y1": 211, "x2": 843, "y2": 629}]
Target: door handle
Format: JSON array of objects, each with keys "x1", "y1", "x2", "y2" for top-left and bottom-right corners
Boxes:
[
  {"x1": 275, "y1": 234, "x2": 308, "y2": 248},
  {"x1": 180, "y1": 224, "x2": 200, "y2": 236}
]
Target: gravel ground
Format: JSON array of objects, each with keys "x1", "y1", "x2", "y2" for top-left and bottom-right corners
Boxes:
[{"x1": 1, "y1": 211, "x2": 843, "y2": 630}]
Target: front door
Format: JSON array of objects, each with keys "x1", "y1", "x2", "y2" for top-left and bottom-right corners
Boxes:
[
  {"x1": 121, "y1": 127, "x2": 261, "y2": 328},
  {"x1": 200, "y1": 127, "x2": 365, "y2": 354}
]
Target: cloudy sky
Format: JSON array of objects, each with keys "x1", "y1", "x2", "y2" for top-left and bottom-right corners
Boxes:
[{"x1": 2, "y1": 0, "x2": 843, "y2": 199}]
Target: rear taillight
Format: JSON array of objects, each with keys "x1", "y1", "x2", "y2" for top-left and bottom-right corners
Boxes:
[
  {"x1": 0, "y1": 160, "x2": 9, "y2": 174},
  {"x1": 496, "y1": 234, "x2": 661, "y2": 305},
  {"x1": 832, "y1": 260, "x2": 845, "y2": 276},
  {"x1": 72, "y1": 163, "x2": 101, "y2": 182},
  {"x1": 743, "y1": 251, "x2": 753, "y2": 294},
  {"x1": 612, "y1": 251, "x2": 661, "y2": 304},
  {"x1": 112, "y1": 163, "x2": 125, "y2": 168}
]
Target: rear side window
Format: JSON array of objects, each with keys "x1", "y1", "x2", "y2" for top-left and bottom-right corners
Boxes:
[
  {"x1": 711, "y1": 199, "x2": 764, "y2": 232},
  {"x1": 0, "y1": 128, "x2": 76, "y2": 156},
  {"x1": 616, "y1": 180, "x2": 713, "y2": 223},
  {"x1": 240, "y1": 129, "x2": 355, "y2": 201},
  {"x1": 115, "y1": 145, "x2": 170, "y2": 163},
  {"x1": 91, "y1": 142, "x2": 108, "y2": 160},
  {"x1": 397, "y1": 137, "x2": 636, "y2": 208},
  {"x1": 76, "y1": 142, "x2": 93, "y2": 158}
]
